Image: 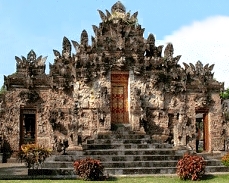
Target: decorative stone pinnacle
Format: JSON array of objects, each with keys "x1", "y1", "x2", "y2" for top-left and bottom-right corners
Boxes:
[{"x1": 111, "y1": 1, "x2": 126, "y2": 14}]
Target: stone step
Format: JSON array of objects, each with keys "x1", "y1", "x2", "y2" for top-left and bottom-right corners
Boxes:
[
  {"x1": 83, "y1": 143, "x2": 152, "y2": 150},
  {"x1": 44, "y1": 158, "x2": 223, "y2": 169},
  {"x1": 83, "y1": 148, "x2": 176, "y2": 156},
  {"x1": 83, "y1": 143, "x2": 173, "y2": 150},
  {"x1": 53, "y1": 154, "x2": 182, "y2": 162},
  {"x1": 35, "y1": 164, "x2": 229, "y2": 176},
  {"x1": 97, "y1": 134, "x2": 151, "y2": 140},
  {"x1": 104, "y1": 167, "x2": 177, "y2": 175},
  {"x1": 43, "y1": 160, "x2": 178, "y2": 169},
  {"x1": 86, "y1": 139, "x2": 153, "y2": 145},
  {"x1": 205, "y1": 166, "x2": 229, "y2": 173}
]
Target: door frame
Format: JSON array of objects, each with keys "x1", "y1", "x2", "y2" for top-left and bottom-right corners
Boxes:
[
  {"x1": 20, "y1": 107, "x2": 37, "y2": 148},
  {"x1": 195, "y1": 109, "x2": 210, "y2": 152}
]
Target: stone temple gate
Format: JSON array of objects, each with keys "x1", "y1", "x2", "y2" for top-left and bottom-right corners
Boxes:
[{"x1": 0, "y1": 1, "x2": 226, "y2": 152}]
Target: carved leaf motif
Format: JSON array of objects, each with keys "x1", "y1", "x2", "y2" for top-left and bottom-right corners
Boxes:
[
  {"x1": 209, "y1": 64, "x2": 215, "y2": 71},
  {"x1": 62, "y1": 37, "x2": 71, "y2": 58},
  {"x1": 173, "y1": 55, "x2": 181, "y2": 64},
  {"x1": 204, "y1": 63, "x2": 209, "y2": 70},
  {"x1": 53, "y1": 49, "x2": 61, "y2": 59},
  {"x1": 15, "y1": 56, "x2": 22, "y2": 64},
  {"x1": 40, "y1": 56, "x2": 48, "y2": 66},
  {"x1": 156, "y1": 45, "x2": 164, "y2": 57},
  {"x1": 147, "y1": 34, "x2": 155, "y2": 45},
  {"x1": 92, "y1": 25, "x2": 99, "y2": 35},
  {"x1": 81, "y1": 30, "x2": 88, "y2": 46},
  {"x1": 97, "y1": 10, "x2": 107, "y2": 22},
  {"x1": 164, "y1": 43, "x2": 174, "y2": 57},
  {"x1": 91, "y1": 36, "x2": 96, "y2": 48},
  {"x1": 183, "y1": 62, "x2": 190, "y2": 70},
  {"x1": 105, "y1": 9, "x2": 111, "y2": 19},
  {"x1": 71, "y1": 40, "x2": 79, "y2": 52},
  {"x1": 36, "y1": 55, "x2": 42, "y2": 62},
  {"x1": 189, "y1": 63, "x2": 195, "y2": 72},
  {"x1": 21, "y1": 56, "x2": 27, "y2": 62},
  {"x1": 130, "y1": 11, "x2": 138, "y2": 22}
]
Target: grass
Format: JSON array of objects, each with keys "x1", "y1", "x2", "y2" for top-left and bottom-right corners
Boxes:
[{"x1": 0, "y1": 174, "x2": 229, "y2": 183}]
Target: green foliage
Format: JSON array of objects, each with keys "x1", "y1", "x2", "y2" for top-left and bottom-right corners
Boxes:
[
  {"x1": 222, "y1": 153, "x2": 229, "y2": 167},
  {"x1": 221, "y1": 88, "x2": 229, "y2": 99},
  {"x1": 176, "y1": 154, "x2": 206, "y2": 181},
  {"x1": 17, "y1": 144, "x2": 52, "y2": 169},
  {"x1": 0, "y1": 85, "x2": 6, "y2": 94},
  {"x1": 73, "y1": 157, "x2": 105, "y2": 181}
]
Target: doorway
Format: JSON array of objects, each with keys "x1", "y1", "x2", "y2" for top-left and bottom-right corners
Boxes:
[
  {"x1": 196, "y1": 110, "x2": 209, "y2": 152},
  {"x1": 20, "y1": 109, "x2": 36, "y2": 146},
  {"x1": 111, "y1": 71, "x2": 129, "y2": 124}
]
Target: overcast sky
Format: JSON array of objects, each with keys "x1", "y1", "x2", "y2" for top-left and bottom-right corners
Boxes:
[{"x1": 1, "y1": 0, "x2": 229, "y2": 88}]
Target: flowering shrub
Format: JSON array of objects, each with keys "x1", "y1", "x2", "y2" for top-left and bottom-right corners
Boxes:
[
  {"x1": 222, "y1": 152, "x2": 229, "y2": 167},
  {"x1": 73, "y1": 157, "x2": 104, "y2": 181},
  {"x1": 176, "y1": 154, "x2": 206, "y2": 181},
  {"x1": 17, "y1": 144, "x2": 52, "y2": 169}
]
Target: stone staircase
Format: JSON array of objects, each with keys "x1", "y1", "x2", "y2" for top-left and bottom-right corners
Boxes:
[{"x1": 41, "y1": 125, "x2": 229, "y2": 176}]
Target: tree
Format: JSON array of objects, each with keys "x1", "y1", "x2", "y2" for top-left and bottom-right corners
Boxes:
[
  {"x1": 0, "y1": 85, "x2": 6, "y2": 94},
  {"x1": 220, "y1": 88, "x2": 229, "y2": 100}
]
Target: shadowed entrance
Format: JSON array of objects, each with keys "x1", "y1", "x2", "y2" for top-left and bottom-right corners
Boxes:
[{"x1": 20, "y1": 109, "x2": 36, "y2": 147}]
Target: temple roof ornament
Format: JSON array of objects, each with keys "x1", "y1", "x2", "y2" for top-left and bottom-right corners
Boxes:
[
  {"x1": 164, "y1": 43, "x2": 174, "y2": 58},
  {"x1": 62, "y1": 37, "x2": 71, "y2": 59},
  {"x1": 15, "y1": 50, "x2": 47, "y2": 69},
  {"x1": 97, "y1": 1, "x2": 138, "y2": 24},
  {"x1": 147, "y1": 34, "x2": 155, "y2": 45},
  {"x1": 27, "y1": 50, "x2": 36, "y2": 62},
  {"x1": 4, "y1": 1, "x2": 223, "y2": 93},
  {"x1": 111, "y1": 1, "x2": 126, "y2": 14},
  {"x1": 80, "y1": 30, "x2": 88, "y2": 47},
  {"x1": 4, "y1": 50, "x2": 48, "y2": 89}
]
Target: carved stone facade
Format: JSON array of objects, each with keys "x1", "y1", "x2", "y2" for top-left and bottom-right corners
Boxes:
[{"x1": 0, "y1": 1, "x2": 225, "y2": 152}]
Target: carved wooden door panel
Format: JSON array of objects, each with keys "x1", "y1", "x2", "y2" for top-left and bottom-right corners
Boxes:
[{"x1": 111, "y1": 72, "x2": 129, "y2": 124}]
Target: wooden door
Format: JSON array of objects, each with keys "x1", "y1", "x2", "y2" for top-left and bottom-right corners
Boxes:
[
  {"x1": 111, "y1": 72, "x2": 129, "y2": 124},
  {"x1": 203, "y1": 113, "x2": 210, "y2": 151}
]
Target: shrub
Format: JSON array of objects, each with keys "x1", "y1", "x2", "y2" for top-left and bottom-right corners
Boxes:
[
  {"x1": 73, "y1": 157, "x2": 104, "y2": 181},
  {"x1": 17, "y1": 144, "x2": 52, "y2": 169},
  {"x1": 222, "y1": 152, "x2": 229, "y2": 167},
  {"x1": 176, "y1": 154, "x2": 206, "y2": 181}
]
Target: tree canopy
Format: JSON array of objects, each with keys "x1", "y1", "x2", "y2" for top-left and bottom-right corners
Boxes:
[
  {"x1": 221, "y1": 88, "x2": 229, "y2": 99},
  {"x1": 0, "y1": 85, "x2": 6, "y2": 94}
]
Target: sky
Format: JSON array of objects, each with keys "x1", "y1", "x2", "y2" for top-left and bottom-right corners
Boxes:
[{"x1": 0, "y1": 0, "x2": 229, "y2": 88}]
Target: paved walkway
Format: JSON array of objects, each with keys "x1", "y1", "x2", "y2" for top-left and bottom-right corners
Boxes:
[{"x1": 0, "y1": 163, "x2": 28, "y2": 179}]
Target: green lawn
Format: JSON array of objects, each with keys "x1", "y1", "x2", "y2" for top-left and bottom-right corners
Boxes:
[{"x1": 0, "y1": 174, "x2": 229, "y2": 183}]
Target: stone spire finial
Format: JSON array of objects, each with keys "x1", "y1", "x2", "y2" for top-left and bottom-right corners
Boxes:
[
  {"x1": 62, "y1": 37, "x2": 71, "y2": 59},
  {"x1": 27, "y1": 50, "x2": 36, "y2": 62},
  {"x1": 81, "y1": 30, "x2": 88, "y2": 46},
  {"x1": 147, "y1": 34, "x2": 155, "y2": 45},
  {"x1": 111, "y1": 1, "x2": 126, "y2": 14}
]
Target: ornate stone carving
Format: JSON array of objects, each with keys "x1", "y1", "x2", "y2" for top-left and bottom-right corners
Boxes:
[
  {"x1": 4, "y1": 50, "x2": 48, "y2": 89},
  {"x1": 18, "y1": 90, "x2": 40, "y2": 103}
]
